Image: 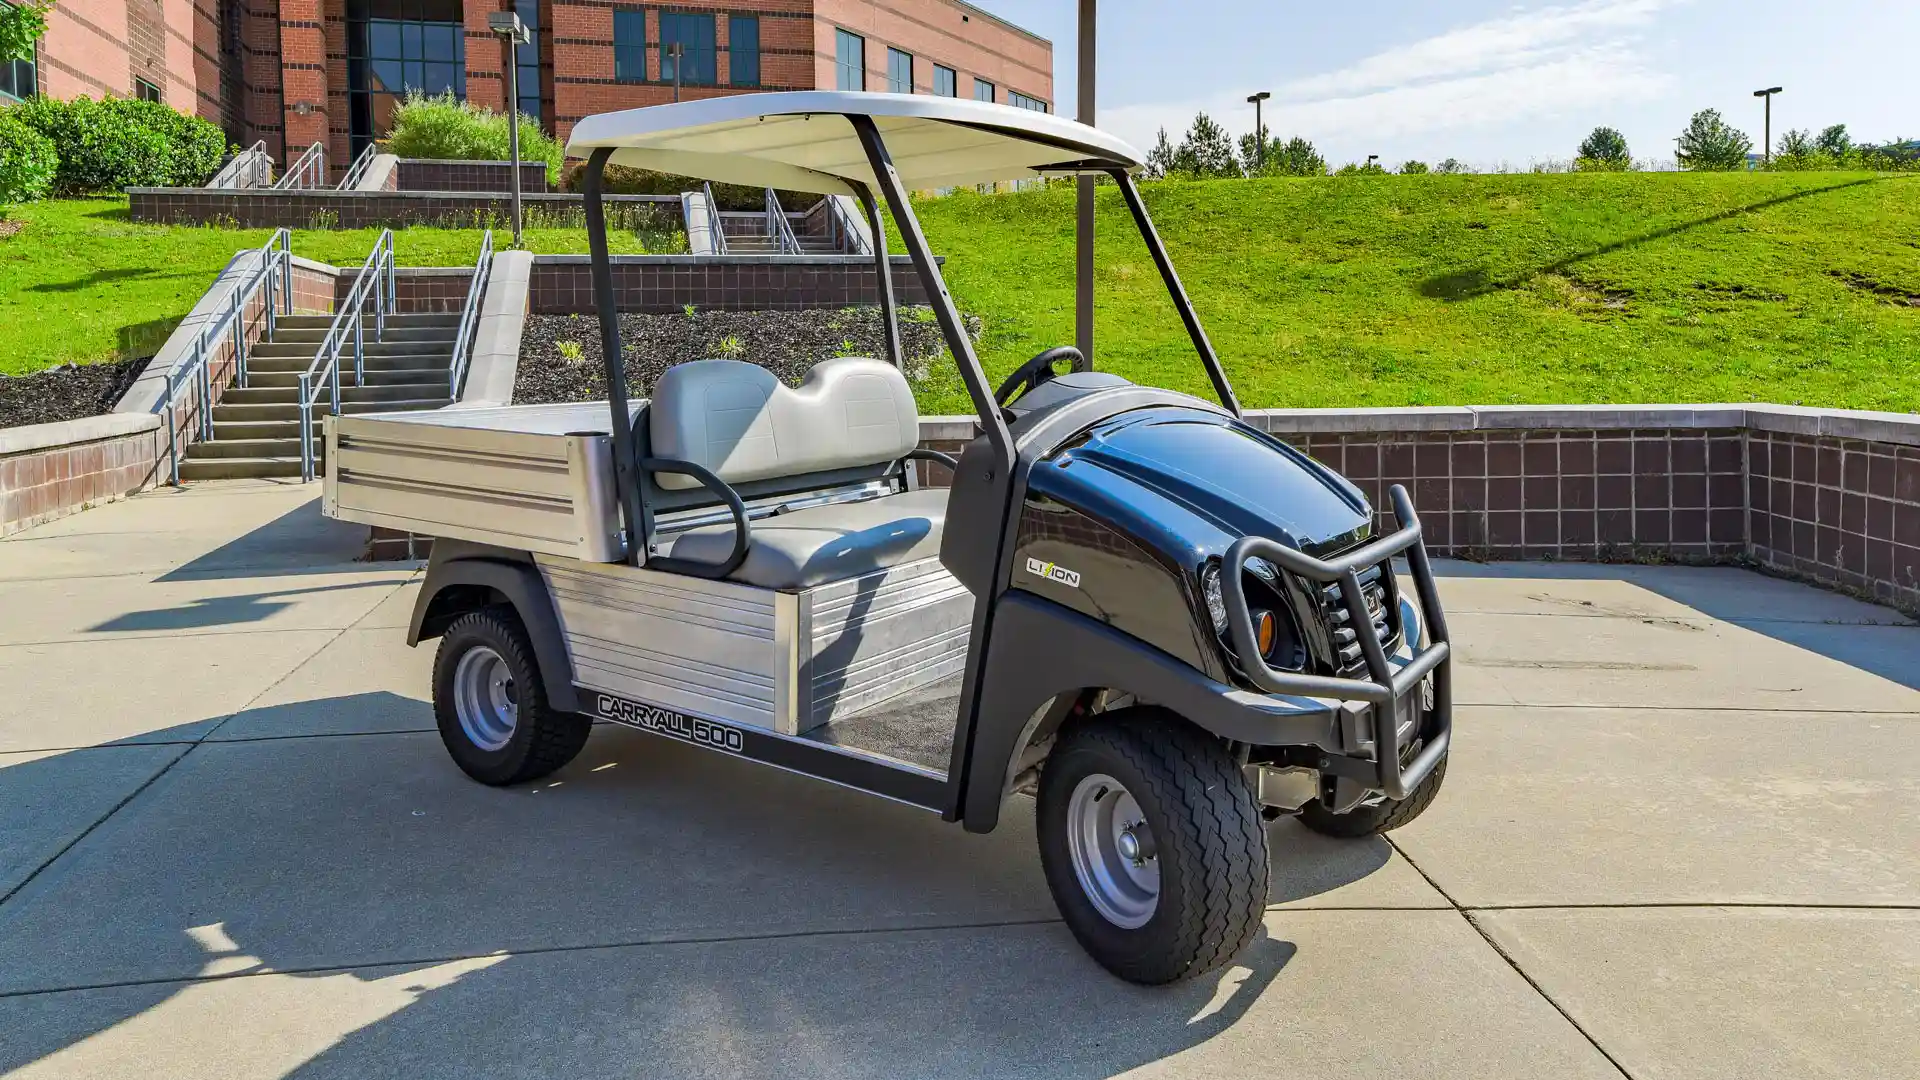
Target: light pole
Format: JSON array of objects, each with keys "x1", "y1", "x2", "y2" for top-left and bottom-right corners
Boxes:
[
  {"x1": 1246, "y1": 91, "x2": 1271, "y2": 171},
  {"x1": 488, "y1": 10, "x2": 530, "y2": 249},
  {"x1": 1075, "y1": 0, "x2": 1095, "y2": 371},
  {"x1": 668, "y1": 42, "x2": 684, "y2": 103},
  {"x1": 1366, "y1": 154, "x2": 1379, "y2": 171},
  {"x1": 1753, "y1": 86, "x2": 1783, "y2": 165}
]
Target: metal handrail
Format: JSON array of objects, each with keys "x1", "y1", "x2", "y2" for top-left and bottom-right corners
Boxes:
[
  {"x1": 337, "y1": 143, "x2": 378, "y2": 190},
  {"x1": 297, "y1": 229, "x2": 396, "y2": 481},
  {"x1": 275, "y1": 142, "x2": 327, "y2": 189},
  {"x1": 158, "y1": 229, "x2": 293, "y2": 484},
  {"x1": 824, "y1": 194, "x2": 870, "y2": 255},
  {"x1": 703, "y1": 182, "x2": 728, "y2": 254},
  {"x1": 447, "y1": 230, "x2": 494, "y2": 399},
  {"x1": 764, "y1": 188, "x2": 802, "y2": 254},
  {"x1": 209, "y1": 141, "x2": 272, "y2": 189}
]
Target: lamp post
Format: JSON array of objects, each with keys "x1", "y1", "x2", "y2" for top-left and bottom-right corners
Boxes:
[
  {"x1": 488, "y1": 10, "x2": 531, "y2": 249},
  {"x1": 1753, "y1": 86, "x2": 1783, "y2": 165},
  {"x1": 1075, "y1": 0, "x2": 1095, "y2": 370},
  {"x1": 1366, "y1": 154, "x2": 1379, "y2": 171},
  {"x1": 1246, "y1": 91, "x2": 1271, "y2": 171},
  {"x1": 668, "y1": 42, "x2": 684, "y2": 102}
]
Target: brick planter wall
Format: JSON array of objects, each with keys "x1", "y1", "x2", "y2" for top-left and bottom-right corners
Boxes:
[
  {"x1": 330, "y1": 268, "x2": 477, "y2": 314},
  {"x1": 126, "y1": 189, "x2": 677, "y2": 230},
  {"x1": 0, "y1": 418, "x2": 168, "y2": 537},
  {"x1": 527, "y1": 255, "x2": 934, "y2": 313},
  {"x1": 394, "y1": 160, "x2": 551, "y2": 193}
]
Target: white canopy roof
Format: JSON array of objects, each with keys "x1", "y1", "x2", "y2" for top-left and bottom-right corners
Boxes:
[{"x1": 564, "y1": 91, "x2": 1142, "y2": 196}]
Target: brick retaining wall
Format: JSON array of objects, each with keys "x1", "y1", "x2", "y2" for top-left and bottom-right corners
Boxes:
[
  {"x1": 394, "y1": 160, "x2": 551, "y2": 193},
  {"x1": 126, "y1": 189, "x2": 677, "y2": 230},
  {"x1": 528, "y1": 255, "x2": 934, "y2": 313}
]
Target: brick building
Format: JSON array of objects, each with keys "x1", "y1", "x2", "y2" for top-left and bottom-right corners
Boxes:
[{"x1": 6, "y1": 0, "x2": 1051, "y2": 182}]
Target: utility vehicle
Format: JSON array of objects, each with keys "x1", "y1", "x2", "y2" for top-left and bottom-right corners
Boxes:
[{"x1": 322, "y1": 92, "x2": 1452, "y2": 985}]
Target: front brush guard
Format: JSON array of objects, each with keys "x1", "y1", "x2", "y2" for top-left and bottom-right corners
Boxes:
[{"x1": 1220, "y1": 484, "x2": 1452, "y2": 800}]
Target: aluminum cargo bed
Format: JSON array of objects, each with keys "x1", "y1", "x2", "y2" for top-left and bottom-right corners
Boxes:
[{"x1": 322, "y1": 402, "x2": 638, "y2": 562}]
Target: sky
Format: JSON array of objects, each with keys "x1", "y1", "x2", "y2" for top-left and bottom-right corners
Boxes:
[{"x1": 980, "y1": 0, "x2": 1920, "y2": 169}]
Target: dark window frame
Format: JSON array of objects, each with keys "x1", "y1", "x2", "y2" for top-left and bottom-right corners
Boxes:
[
  {"x1": 612, "y1": 7, "x2": 647, "y2": 83},
  {"x1": 886, "y1": 46, "x2": 912, "y2": 94},
  {"x1": 659, "y1": 9, "x2": 718, "y2": 87},
  {"x1": 0, "y1": 0, "x2": 38, "y2": 102},
  {"x1": 134, "y1": 77, "x2": 162, "y2": 102},
  {"x1": 1008, "y1": 90, "x2": 1047, "y2": 112},
  {"x1": 972, "y1": 77, "x2": 994, "y2": 103},
  {"x1": 727, "y1": 14, "x2": 759, "y2": 87},
  {"x1": 932, "y1": 64, "x2": 956, "y2": 97},
  {"x1": 834, "y1": 28, "x2": 864, "y2": 92}
]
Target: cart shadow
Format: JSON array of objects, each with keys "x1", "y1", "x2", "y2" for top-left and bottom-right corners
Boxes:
[
  {"x1": 154, "y1": 496, "x2": 392, "y2": 582},
  {"x1": 0, "y1": 692, "x2": 1376, "y2": 1079}
]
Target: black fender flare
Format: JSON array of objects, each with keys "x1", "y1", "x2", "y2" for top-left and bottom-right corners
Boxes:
[
  {"x1": 407, "y1": 548, "x2": 580, "y2": 714},
  {"x1": 958, "y1": 590, "x2": 1339, "y2": 833}
]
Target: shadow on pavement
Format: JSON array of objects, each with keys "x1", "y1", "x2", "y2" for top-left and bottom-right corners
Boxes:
[
  {"x1": 156, "y1": 498, "x2": 382, "y2": 581},
  {"x1": 0, "y1": 690, "x2": 1380, "y2": 1079},
  {"x1": 1430, "y1": 559, "x2": 1920, "y2": 691},
  {"x1": 88, "y1": 579, "x2": 401, "y2": 634}
]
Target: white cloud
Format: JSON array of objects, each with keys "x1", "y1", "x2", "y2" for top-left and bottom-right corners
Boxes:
[{"x1": 1105, "y1": 0, "x2": 1684, "y2": 162}]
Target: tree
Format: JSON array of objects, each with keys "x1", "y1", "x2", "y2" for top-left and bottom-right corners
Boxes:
[
  {"x1": 1675, "y1": 109, "x2": 1752, "y2": 171},
  {"x1": 1816, "y1": 124, "x2": 1852, "y2": 157},
  {"x1": 0, "y1": 0, "x2": 53, "y2": 62},
  {"x1": 1398, "y1": 160, "x2": 1429, "y2": 174},
  {"x1": 1335, "y1": 160, "x2": 1387, "y2": 176},
  {"x1": 1240, "y1": 135, "x2": 1326, "y2": 177},
  {"x1": 1170, "y1": 112, "x2": 1241, "y2": 178},
  {"x1": 1142, "y1": 126, "x2": 1176, "y2": 180},
  {"x1": 1577, "y1": 126, "x2": 1631, "y2": 170},
  {"x1": 1434, "y1": 158, "x2": 1470, "y2": 174},
  {"x1": 1237, "y1": 128, "x2": 1273, "y2": 174}
]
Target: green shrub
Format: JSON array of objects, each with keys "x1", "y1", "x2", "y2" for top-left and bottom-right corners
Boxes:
[
  {"x1": 384, "y1": 91, "x2": 562, "y2": 185},
  {"x1": 9, "y1": 96, "x2": 228, "y2": 193},
  {"x1": 0, "y1": 111, "x2": 58, "y2": 204}
]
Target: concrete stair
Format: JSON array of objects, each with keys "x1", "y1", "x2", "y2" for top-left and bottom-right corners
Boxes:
[{"x1": 180, "y1": 312, "x2": 458, "y2": 481}]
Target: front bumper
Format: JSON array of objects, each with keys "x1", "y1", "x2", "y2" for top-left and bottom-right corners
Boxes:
[{"x1": 1218, "y1": 484, "x2": 1452, "y2": 800}]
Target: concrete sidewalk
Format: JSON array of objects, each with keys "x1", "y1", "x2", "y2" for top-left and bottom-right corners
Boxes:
[{"x1": 0, "y1": 481, "x2": 1915, "y2": 1079}]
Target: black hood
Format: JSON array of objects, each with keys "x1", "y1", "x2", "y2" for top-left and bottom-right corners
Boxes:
[{"x1": 1025, "y1": 406, "x2": 1374, "y2": 570}]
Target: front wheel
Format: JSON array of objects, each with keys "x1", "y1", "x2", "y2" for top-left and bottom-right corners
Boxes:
[
  {"x1": 1037, "y1": 708, "x2": 1269, "y2": 985},
  {"x1": 433, "y1": 606, "x2": 591, "y2": 785}
]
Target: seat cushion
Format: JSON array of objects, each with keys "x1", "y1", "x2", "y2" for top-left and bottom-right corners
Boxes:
[
  {"x1": 661, "y1": 489, "x2": 949, "y2": 590},
  {"x1": 648, "y1": 357, "x2": 920, "y2": 491}
]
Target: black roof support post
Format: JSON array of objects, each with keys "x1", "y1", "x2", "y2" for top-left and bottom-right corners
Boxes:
[
  {"x1": 848, "y1": 114, "x2": 1014, "y2": 470},
  {"x1": 1110, "y1": 169, "x2": 1242, "y2": 417},
  {"x1": 852, "y1": 182, "x2": 902, "y2": 370},
  {"x1": 583, "y1": 146, "x2": 647, "y2": 566}
]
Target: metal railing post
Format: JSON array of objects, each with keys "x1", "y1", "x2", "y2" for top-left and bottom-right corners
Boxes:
[
  {"x1": 165, "y1": 369, "x2": 180, "y2": 486},
  {"x1": 352, "y1": 313, "x2": 364, "y2": 386},
  {"x1": 329, "y1": 341, "x2": 342, "y2": 417},
  {"x1": 298, "y1": 375, "x2": 313, "y2": 482},
  {"x1": 233, "y1": 301, "x2": 248, "y2": 388}
]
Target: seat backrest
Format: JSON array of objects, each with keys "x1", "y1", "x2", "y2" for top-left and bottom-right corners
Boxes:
[{"x1": 647, "y1": 357, "x2": 920, "y2": 491}]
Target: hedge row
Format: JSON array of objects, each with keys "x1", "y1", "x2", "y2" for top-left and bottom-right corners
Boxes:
[{"x1": 0, "y1": 96, "x2": 229, "y2": 201}]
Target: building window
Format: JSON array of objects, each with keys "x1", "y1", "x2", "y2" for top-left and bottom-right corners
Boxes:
[
  {"x1": 972, "y1": 78, "x2": 994, "y2": 103},
  {"x1": 660, "y1": 11, "x2": 716, "y2": 87},
  {"x1": 1009, "y1": 90, "x2": 1047, "y2": 112},
  {"x1": 346, "y1": 0, "x2": 466, "y2": 159},
  {"x1": 728, "y1": 15, "x2": 759, "y2": 87},
  {"x1": 932, "y1": 64, "x2": 956, "y2": 97},
  {"x1": 134, "y1": 78, "x2": 163, "y2": 102},
  {"x1": 612, "y1": 9, "x2": 645, "y2": 82},
  {"x1": 886, "y1": 47, "x2": 912, "y2": 94},
  {"x1": 0, "y1": 2, "x2": 38, "y2": 102},
  {"x1": 512, "y1": 0, "x2": 541, "y2": 120},
  {"x1": 834, "y1": 29, "x2": 864, "y2": 91}
]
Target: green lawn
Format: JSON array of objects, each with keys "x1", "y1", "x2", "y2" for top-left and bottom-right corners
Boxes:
[
  {"x1": 0, "y1": 197, "x2": 667, "y2": 375},
  {"x1": 908, "y1": 171, "x2": 1920, "y2": 414}
]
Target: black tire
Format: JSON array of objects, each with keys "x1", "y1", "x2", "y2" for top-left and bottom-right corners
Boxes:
[
  {"x1": 433, "y1": 605, "x2": 590, "y2": 786},
  {"x1": 1298, "y1": 753, "x2": 1448, "y2": 839},
  {"x1": 1036, "y1": 708, "x2": 1268, "y2": 985}
]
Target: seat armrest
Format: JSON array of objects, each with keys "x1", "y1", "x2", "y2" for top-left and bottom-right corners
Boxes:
[{"x1": 641, "y1": 456, "x2": 752, "y2": 578}]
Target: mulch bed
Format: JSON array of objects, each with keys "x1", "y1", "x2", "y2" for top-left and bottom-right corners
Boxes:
[
  {"x1": 515, "y1": 307, "x2": 976, "y2": 405},
  {"x1": 0, "y1": 357, "x2": 152, "y2": 431}
]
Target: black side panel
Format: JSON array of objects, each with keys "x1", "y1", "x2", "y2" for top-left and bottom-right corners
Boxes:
[
  {"x1": 408, "y1": 541, "x2": 580, "y2": 713},
  {"x1": 937, "y1": 434, "x2": 1005, "y2": 595},
  {"x1": 959, "y1": 591, "x2": 1340, "y2": 833}
]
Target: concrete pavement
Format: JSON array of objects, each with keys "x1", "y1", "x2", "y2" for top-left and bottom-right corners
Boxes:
[{"x1": 0, "y1": 481, "x2": 1915, "y2": 1079}]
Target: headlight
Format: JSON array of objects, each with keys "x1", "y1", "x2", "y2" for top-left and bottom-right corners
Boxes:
[{"x1": 1203, "y1": 566, "x2": 1227, "y2": 631}]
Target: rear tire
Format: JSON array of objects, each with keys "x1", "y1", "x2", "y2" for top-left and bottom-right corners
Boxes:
[
  {"x1": 1298, "y1": 753, "x2": 1448, "y2": 838},
  {"x1": 433, "y1": 606, "x2": 590, "y2": 785},
  {"x1": 1037, "y1": 708, "x2": 1268, "y2": 985}
]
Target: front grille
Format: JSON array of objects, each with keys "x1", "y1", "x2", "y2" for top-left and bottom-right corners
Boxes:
[{"x1": 1323, "y1": 563, "x2": 1395, "y2": 675}]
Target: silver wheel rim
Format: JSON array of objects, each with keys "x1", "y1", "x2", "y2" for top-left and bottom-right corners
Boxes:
[
  {"x1": 1066, "y1": 772, "x2": 1160, "y2": 929},
  {"x1": 453, "y1": 645, "x2": 517, "y2": 752}
]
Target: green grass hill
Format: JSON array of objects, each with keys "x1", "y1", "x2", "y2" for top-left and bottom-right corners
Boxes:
[{"x1": 910, "y1": 171, "x2": 1920, "y2": 414}]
